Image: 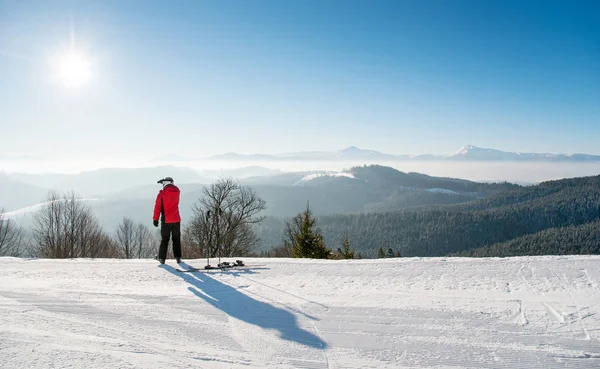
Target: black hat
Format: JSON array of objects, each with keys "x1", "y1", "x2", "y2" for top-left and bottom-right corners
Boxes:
[{"x1": 157, "y1": 177, "x2": 174, "y2": 184}]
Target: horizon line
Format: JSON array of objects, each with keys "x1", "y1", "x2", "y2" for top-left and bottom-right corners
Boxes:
[{"x1": 4, "y1": 144, "x2": 600, "y2": 163}]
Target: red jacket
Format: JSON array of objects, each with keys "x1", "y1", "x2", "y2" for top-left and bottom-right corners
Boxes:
[{"x1": 153, "y1": 184, "x2": 181, "y2": 223}]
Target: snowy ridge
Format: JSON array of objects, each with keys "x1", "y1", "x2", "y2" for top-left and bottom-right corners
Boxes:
[
  {"x1": 452, "y1": 144, "x2": 478, "y2": 156},
  {"x1": 1, "y1": 256, "x2": 600, "y2": 368},
  {"x1": 293, "y1": 171, "x2": 356, "y2": 185},
  {"x1": 1, "y1": 198, "x2": 101, "y2": 219}
]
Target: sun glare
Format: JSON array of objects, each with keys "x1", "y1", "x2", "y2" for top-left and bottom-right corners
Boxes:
[{"x1": 53, "y1": 51, "x2": 92, "y2": 88}]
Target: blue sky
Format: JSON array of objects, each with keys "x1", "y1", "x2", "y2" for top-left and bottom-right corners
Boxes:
[{"x1": 1, "y1": 0, "x2": 599, "y2": 163}]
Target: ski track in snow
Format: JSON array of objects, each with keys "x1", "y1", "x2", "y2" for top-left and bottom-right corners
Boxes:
[{"x1": 1, "y1": 256, "x2": 600, "y2": 368}]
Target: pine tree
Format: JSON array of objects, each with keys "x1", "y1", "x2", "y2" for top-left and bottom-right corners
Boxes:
[
  {"x1": 387, "y1": 247, "x2": 395, "y2": 258},
  {"x1": 337, "y1": 229, "x2": 355, "y2": 259},
  {"x1": 286, "y1": 201, "x2": 331, "y2": 259},
  {"x1": 377, "y1": 247, "x2": 385, "y2": 258},
  {"x1": 395, "y1": 250, "x2": 402, "y2": 257}
]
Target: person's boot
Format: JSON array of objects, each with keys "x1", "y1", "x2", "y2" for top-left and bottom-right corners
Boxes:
[{"x1": 176, "y1": 257, "x2": 182, "y2": 264}]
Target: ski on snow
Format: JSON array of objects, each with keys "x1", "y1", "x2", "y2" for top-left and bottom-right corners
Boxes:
[
  {"x1": 176, "y1": 266, "x2": 257, "y2": 273},
  {"x1": 175, "y1": 260, "x2": 263, "y2": 273}
]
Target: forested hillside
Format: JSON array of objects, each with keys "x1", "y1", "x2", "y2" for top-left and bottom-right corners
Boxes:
[
  {"x1": 239, "y1": 165, "x2": 519, "y2": 216},
  {"x1": 453, "y1": 220, "x2": 600, "y2": 257},
  {"x1": 255, "y1": 174, "x2": 600, "y2": 257}
]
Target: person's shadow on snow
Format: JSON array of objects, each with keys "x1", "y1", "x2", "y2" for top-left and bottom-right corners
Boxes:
[{"x1": 161, "y1": 264, "x2": 327, "y2": 349}]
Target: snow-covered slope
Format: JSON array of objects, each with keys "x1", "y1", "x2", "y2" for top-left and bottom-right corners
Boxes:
[
  {"x1": 1, "y1": 198, "x2": 100, "y2": 219},
  {"x1": 1, "y1": 256, "x2": 600, "y2": 368},
  {"x1": 293, "y1": 170, "x2": 357, "y2": 185}
]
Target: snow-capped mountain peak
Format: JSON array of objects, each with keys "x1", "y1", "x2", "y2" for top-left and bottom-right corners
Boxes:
[
  {"x1": 453, "y1": 144, "x2": 477, "y2": 156},
  {"x1": 447, "y1": 145, "x2": 520, "y2": 160}
]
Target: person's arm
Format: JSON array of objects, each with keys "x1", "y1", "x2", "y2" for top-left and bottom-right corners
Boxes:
[{"x1": 153, "y1": 191, "x2": 162, "y2": 225}]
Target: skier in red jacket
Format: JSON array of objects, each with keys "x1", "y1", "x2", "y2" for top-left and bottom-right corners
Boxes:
[{"x1": 153, "y1": 177, "x2": 182, "y2": 264}]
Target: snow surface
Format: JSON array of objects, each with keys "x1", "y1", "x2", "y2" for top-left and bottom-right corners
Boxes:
[
  {"x1": 2, "y1": 256, "x2": 600, "y2": 368},
  {"x1": 295, "y1": 171, "x2": 356, "y2": 185}
]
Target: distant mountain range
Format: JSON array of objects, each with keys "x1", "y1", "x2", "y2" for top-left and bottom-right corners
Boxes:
[
  {"x1": 153, "y1": 145, "x2": 600, "y2": 162},
  {"x1": 446, "y1": 145, "x2": 600, "y2": 162}
]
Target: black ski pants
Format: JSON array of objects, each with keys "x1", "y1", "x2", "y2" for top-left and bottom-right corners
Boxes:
[{"x1": 158, "y1": 222, "x2": 181, "y2": 260}]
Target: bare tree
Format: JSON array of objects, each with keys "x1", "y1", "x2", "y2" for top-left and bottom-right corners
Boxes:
[
  {"x1": 78, "y1": 208, "x2": 103, "y2": 258},
  {"x1": 186, "y1": 178, "x2": 266, "y2": 258},
  {"x1": 221, "y1": 222, "x2": 261, "y2": 256},
  {"x1": 0, "y1": 209, "x2": 26, "y2": 257},
  {"x1": 31, "y1": 190, "x2": 112, "y2": 258},
  {"x1": 63, "y1": 191, "x2": 86, "y2": 257},
  {"x1": 182, "y1": 215, "x2": 209, "y2": 259},
  {"x1": 32, "y1": 191, "x2": 65, "y2": 258},
  {"x1": 115, "y1": 217, "x2": 135, "y2": 258},
  {"x1": 115, "y1": 217, "x2": 156, "y2": 259},
  {"x1": 92, "y1": 231, "x2": 121, "y2": 258},
  {"x1": 133, "y1": 223, "x2": 155, "y2": 258}
]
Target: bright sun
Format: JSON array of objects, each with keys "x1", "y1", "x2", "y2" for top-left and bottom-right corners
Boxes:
[{"x1": 53, "y1": 51, "x2": 92, "y2": 88}]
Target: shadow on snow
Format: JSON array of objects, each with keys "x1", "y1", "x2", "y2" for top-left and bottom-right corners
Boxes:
[{"x1": 160, "y1": 263, "x2": 327, "y2": 349}]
